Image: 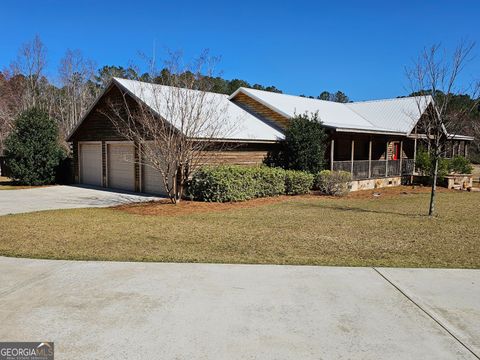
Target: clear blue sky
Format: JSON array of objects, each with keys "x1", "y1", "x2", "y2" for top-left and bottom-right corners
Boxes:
[{"x1": 1, "y1": 0, "x2": 479, "y2": 100}]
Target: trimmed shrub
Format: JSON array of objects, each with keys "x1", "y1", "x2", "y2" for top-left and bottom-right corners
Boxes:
[
  {"x1": 315, "y1": 170, "x2": 352, "y2": 196},
  {"x1": 5, "y1": 108, "x2": 66, "y2": 185},
  {"x1": 252, "y1": 166, "x2": 286, "y2": 197},
  {"x1": 187, "y1": 165, "x2": 315, "y2": 202},
  {"x1": 187, "y1": 165, "x2": 286, "y2": 202},
  {"x1": 284, "y1": 170, "x2": 314, "y2": 195}
]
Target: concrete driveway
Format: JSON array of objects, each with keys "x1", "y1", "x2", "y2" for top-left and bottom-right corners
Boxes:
[
  {"x1": 0, "y1": 257, "x2": 478, "y2": 359},
  {"x1": 0, "y1": 185, "x2": 160, "y2": 215}
]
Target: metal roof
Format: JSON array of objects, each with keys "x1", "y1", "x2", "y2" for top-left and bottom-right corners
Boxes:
[
  {"x1": 229, "y1": 87, "x2": 433, "y2": 135},
  {"x1": 114, "y1": 78, "x2": 284, "y2": 142}
]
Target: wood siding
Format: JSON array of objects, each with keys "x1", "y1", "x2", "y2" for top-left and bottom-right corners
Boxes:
[
  {"x1": 231, "y1": 92, "x2": 290, "y2": 130},
  {"x1": 70, "y1": 84, "x2": 279, "y2": 188}
]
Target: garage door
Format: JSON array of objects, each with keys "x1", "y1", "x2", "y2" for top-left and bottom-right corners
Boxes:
[
  {"x1": 142, "y1": 161, "x2": 167, "y2": 196},
  {"x1": 79, "y1": 143, "x2": 102, "y2": 186},
  {"x1": 107, "y1": 143, "x2": 135, "y2": 191}
]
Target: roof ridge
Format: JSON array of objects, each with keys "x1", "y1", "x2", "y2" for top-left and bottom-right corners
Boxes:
[
  {"x1": 240, "y1": 87, "x2": 343, "y2": 105},
  {"x1": 349, "y1": 95, "x2": 427, "y2": 104}
]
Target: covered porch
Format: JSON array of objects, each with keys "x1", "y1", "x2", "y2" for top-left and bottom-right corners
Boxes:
[{"x1": 328, "y1": 133, "x2": 470, "y2": 181}]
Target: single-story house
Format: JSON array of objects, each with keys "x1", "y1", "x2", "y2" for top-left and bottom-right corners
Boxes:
[{"x1": 68, "y1": 78, "x2": 474, "y2": 195}]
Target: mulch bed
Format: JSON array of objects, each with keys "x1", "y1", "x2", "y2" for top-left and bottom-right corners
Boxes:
[{"x1": 115, "y1": 185, "x2": 455, "y2": 216}]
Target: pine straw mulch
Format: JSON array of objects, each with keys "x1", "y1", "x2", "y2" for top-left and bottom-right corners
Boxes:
[{"x1": 115, "y1": 185, "x2": 455, "y2": 217}]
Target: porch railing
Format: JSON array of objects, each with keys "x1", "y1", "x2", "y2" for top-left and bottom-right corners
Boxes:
[{"x1": 332, "y1": 159, "x2": 415, "y2": 180}]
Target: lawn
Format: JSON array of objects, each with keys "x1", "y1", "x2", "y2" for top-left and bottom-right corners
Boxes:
[{"x1": 0, "y1": 187, "x2": 479, "y2": 268}]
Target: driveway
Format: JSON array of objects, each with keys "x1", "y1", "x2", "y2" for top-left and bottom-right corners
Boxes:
[
  {"x1": 0, "y1": 257, "x2": 478, "y2": 359},
  {"x1": 0, "y1": 185, "x2": 160, "y2": 215}
]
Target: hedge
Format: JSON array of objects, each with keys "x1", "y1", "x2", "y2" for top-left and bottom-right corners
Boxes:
[
  {"x1": 187, "y1": 165, "x2": 314, "y2": 202},
  {"x1": 315, "y1": 170, "x2": 352, "y2": 196},
  {"x1": 284, "y1": 170, "x2": 314, "y2": 195}
]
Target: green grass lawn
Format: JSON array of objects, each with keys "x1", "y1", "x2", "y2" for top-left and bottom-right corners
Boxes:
[{"x1": 0, "y1": 188, "x2": 479, "y2": 268}]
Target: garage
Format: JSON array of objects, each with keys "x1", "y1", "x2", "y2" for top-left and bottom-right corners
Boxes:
[
  {"x1": 142, "y1": 161, "x2": 167, "y2": 196},
  {"x1": 107, "y1": 143, "x2": 135, "y2": 191},
  {"x1": 79, "y1": 142, "x2": 102, "y2": 187}
]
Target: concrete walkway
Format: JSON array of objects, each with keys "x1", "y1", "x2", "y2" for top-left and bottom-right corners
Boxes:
[
  {"x1": 0, "y1": 257, "x2": 478, "y2": 359},
  {"x1": 0, "y1": 185, "x2": 160, "y2": 215}
]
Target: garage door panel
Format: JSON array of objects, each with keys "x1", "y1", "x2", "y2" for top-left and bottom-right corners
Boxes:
[
  {"x1": 143, "y1": 161, "x2": 167, "y2": 196},
  {"x1": 79, "y1": 143, "x2": 102, "y2": 187},
  {"x1": 107, "y1": 144, "x2": 135, "y2": 191}
]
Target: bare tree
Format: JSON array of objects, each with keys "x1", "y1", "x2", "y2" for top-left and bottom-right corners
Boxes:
[
  {"x1": 10, "y1": 35, "x2": 48, "y2": 110},
  {"x1": 102, "y1": 52, "x2": 237, "y2": 203},
  {"x1": 407, "y1": 42, "x2": 480, "y2": 216},
  {"x1": 57, "y1": 49, "x2": 98, "y2": 137}
]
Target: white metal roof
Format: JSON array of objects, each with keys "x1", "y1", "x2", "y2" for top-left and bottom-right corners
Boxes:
[
  {"x1": 347, "y1": 96, "x2": 432, "y2": 135},
  {"x1": 229, "y1": 87, "x2": 433, "y2": 135},
  {"x1": 114, "y1": 78, "x2": 284, "y2": 142}
]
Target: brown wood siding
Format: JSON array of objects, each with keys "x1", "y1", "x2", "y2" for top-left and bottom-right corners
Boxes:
[
  {"x1": 70, "y1": 85, "x2": 135, "y2": 143},
  {"x1": 70, "y1": 84, "x2": 280, "y2": 188},
  {"x1": 198, "y1": 150, "x2": 268, "y2": 167},
  {"x1": 231, "y1": 92, "x2": 290, "y2": 129}
]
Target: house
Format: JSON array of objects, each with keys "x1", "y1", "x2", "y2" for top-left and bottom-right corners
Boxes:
[{"x1": 68, "y1": 78, "x2": 474, "y2": 195}]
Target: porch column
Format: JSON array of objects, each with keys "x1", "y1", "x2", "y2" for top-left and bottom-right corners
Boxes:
[
  {"x1": 399, "y1": 140, "x2": 403, "y2": 175},
  {"x1": 413, "y1": 138, "x2": 417, "y2": 174},
  {"x1": 350, "y1": 140, "x2": 355, "y2": 176},
  {"x1": 368, "y1": 139, "x2": 372, "y2": 178},
  {"x1": 330, "y1": 139, "x2": 334, "y2": 171},
  {"x1": 465, "y1": 142, "x2": 468, "y2": 158},
  {"x1": 385, "y1": 141, "x2": 389, "y2": 177}
]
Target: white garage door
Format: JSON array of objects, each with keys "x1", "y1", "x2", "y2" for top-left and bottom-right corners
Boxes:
[
  {"x1": 107, "y1": 143, "x2": 135, "y2": 191},
  {"x1": 79, "y1": 143, "x2": 102, "y2": 187},
  {"x1": 143, "y1": 162, "x2": 167, "y2": 196}
]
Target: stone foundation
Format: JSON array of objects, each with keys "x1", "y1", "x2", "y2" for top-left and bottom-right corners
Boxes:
[{"x1": 350, "y1": 176, "x2": 403, "y2": 192}]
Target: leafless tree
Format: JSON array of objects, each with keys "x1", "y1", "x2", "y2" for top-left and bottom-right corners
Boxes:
[
  {"x1": 102, "y1": 51, "x2": 237, "y2": 203},
  {"x1": 9, "y1": 35, "x2": 48, "y2": 110},
  {"x1": 407, "y1": 41, "x2": 480, "y2": 216},
  {"x1": 56, "y1": 49, "x2": 98, "y2": 137}
]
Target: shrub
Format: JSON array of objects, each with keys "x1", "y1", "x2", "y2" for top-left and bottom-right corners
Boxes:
[
  {"x1": 187, "y1": 165, "x2": 314, "y2": 202},
  {"x1": 252, "y1": 166, "x2": 286, "y2": 197},
  {"x1": 415, "y1": 148, "x2": 449, "y2": 180},
  {"x1": 449, "y1": 156, "x2": 473, "y2": 174},
  {"x1": 187, "y1": 165, "x2": 286, "y2": 202},
  {"x1": 264, "y1": 112, "x2": 328, "y2": 173},
  {"x1": 5, "y1": 108, "x2": 66, "y2": 185},
  {"x1": 284, "y1": 170, "x2": 314, "y2": 195},
  {"x1": 315, "y1": 170, "x2": 352, "y2": 196},
  {"x1": 416, "y1": 149, "x2": 473, "y2": 179}
]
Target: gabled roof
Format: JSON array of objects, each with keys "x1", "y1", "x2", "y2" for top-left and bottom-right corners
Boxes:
[
  {"x1": 229, "y1": 87, "x2": 433, "y2": 135},
  {"x1": 114, "y1": 78, "x2": 285, "y2": 142},
  {"x1": 68, "y1": 78, "x2": 284, "y2": 142}
]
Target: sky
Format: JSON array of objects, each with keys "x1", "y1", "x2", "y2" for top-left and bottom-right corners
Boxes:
[{"x1": 1, "y1": 0, "x2": 479, "y2": 101}]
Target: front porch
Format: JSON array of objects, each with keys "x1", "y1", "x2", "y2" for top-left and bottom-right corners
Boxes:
[{"x1": 328, "y1": 134, "x2": 469, "y2": 181}]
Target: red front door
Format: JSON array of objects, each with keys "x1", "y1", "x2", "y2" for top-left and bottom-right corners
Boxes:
[{"x1": 392, "y1": 143, "x2": 400, "y2": 160}]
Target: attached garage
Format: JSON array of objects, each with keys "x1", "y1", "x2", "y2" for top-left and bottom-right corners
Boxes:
[
  {"x1": 142, "y1": 161, "x2": 167, "y2": 196},
  {"x1": 107, "y1": 143, "x2": 135, "y2": 192},
  {"x1": 79, "y1": 142, "x2": 102, "y2": 187}
]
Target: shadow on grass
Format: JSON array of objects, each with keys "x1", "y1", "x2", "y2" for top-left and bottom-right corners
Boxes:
[{"x1": 293, "y1": 201, "x2": 428, "y2": 218}]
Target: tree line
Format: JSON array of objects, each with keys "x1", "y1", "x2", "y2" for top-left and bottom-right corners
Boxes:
[{"x1": 0, "y1": 36, "x2": 357, "y2": 153}]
